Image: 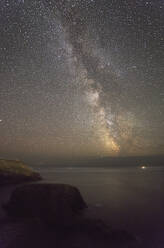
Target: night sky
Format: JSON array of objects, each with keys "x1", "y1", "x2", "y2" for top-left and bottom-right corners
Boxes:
[{"x1": 0, "y1": 0, "x2": 164, "y2": 163}]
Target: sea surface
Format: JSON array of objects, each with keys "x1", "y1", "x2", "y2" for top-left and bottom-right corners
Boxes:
[{"x1": 39, "y1": 166, "x2": 164, "y2": 247}]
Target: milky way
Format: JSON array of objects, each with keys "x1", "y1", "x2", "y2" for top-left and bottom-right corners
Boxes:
[{"x1": 0, "y1": 0, "x2": 164, "y2": 163}]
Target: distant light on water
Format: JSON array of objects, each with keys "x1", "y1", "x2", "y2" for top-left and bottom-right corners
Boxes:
[{"x1": 141, "y1": 165, "x2": 147, "y2": 170}]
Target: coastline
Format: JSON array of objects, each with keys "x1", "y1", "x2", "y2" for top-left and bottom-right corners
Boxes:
[
  {"x1": 0, "y1": 182, "x2": 139, "y2": 248},
  {"x1": 1, "y1": 166, "x2": 164, "y2": 248}
]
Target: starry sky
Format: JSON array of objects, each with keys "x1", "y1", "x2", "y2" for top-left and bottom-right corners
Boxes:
[{"x1": 0, "y1": 0, "x2": 164, "y2": 163}]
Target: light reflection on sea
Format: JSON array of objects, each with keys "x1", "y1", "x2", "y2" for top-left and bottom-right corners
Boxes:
[{"x1": 39, "y1": 166, "x2": 164, "y2": 246}]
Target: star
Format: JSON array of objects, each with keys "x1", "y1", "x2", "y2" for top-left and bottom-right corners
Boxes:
[{"x1": 0, "y1": 0, "x2": 163, "y2": 161}]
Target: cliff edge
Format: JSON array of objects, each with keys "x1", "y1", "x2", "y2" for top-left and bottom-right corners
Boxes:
[{"x1": 0, "y1": 159, "x2": 41, "y2": 185}]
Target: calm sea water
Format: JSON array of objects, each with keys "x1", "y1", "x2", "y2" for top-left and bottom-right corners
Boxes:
[{"x1": 39, "y1": 166, "x2": 164, "y2": 246}]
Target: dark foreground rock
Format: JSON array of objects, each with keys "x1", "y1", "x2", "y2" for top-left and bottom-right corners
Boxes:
[
  {"x1": 3, "y1": 183, "x2": 87, "y2": 227},
  {"x1": 1, "y1": 183, "x2": 140, "y2": 248},
  {"x1": 0, "y1": 218, "x2": 140, "y2": 248},
  {"x1": 0, "y1": 159, "x2": 42, "y2": 185}
]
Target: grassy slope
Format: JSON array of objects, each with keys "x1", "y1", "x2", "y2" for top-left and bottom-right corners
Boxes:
[{"x1": 0, "y1": 159, "x2": 34, "y2": 176}]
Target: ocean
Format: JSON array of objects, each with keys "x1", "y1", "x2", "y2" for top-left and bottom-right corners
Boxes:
[{"x1": 39, "y1": 166, "x2": 164, "y2": 247}]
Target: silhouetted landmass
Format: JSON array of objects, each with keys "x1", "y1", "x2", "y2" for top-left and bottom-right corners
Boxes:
[
  {"x1": 3, "y1": 183, "x2": 87, "y2": 227},
  {"x1": 0, "y1": 159, "x2": 42, "y2": 185},
  {"x1": 1, "y1": 183, "x2": 139, "y2": 248}
]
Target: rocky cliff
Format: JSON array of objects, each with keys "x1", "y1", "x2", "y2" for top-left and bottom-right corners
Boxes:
[{"x1": 0, "y1": 159, "x2": 41, "y2": 185}]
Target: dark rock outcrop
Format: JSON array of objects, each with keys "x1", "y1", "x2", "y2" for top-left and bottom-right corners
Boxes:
[
  {"x1": 0, "y1": 159, "x2": 42, "y2": 185},
  {"x1": 3, "y1": 183, "x2": 87, "y2": 227},
  {"x1": 0, "y1": 218, "x2": 138, "y2": 248}
]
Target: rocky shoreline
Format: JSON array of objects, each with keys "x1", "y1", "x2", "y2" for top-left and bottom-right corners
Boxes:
[
  {"x1": 0, "y1": 184, "x2": 140, "y2": 248},
  {"x1": 0, "y1": 160, "x2": 140, "y2": 248},
  {"x1": 0, "y1": 159, "x2": 42, "y2": 185}
]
